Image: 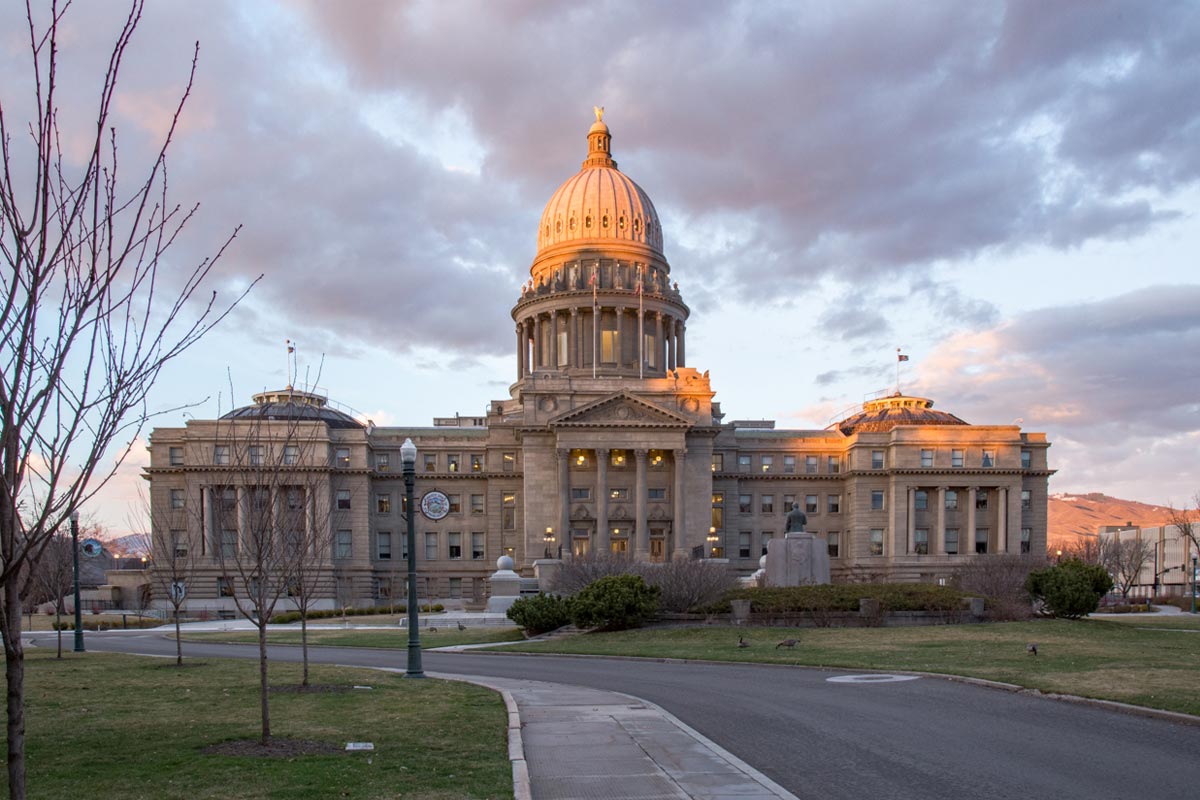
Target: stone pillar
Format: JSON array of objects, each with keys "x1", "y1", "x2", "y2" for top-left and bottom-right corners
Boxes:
[
  {"x1": 967, "y1": 486, "x2": 977, "y2": 555},
  {"x1": 532, "y1": 314, "x2": 542, "y2": 371},
  {"x1": 934, "y1": 486, "x2": 946, "y2": 555},
  {"x1": 549, "y1": 310, "x2": 559, "y2": 370},
  {"x1": 557, "y1": 449, "x2": 570, "y2": 560},
  {"x1": 654, "y1": 312, "x2": 663, "y2": 371},
  {"x1": 516, "y1": 321, "x2": 525, "y2": 380},
  {"x1": 570, "y1": 308, "x2": 580, "y2": 368},
  {"x1": 236, "y1": 486, "x2": 249, "y2": 551},
  {"x1": 676, "y1": 320, "x2": 686, "y2": 368},
  {"x1": 666, "y1": 315, "x2": 676, "y2": 370},
  {"x1": 1008, "y1": 483, "x2": 1022, "y2": 555},
  {"x1": 997, "y1": 487, "x2": 1007, "y2": 554},
  {"x1": 672, "y1": 448, "x2": 687, "y2": 558},
  {"x1": 634, "y1": 449, "x2": 649, "y2": 558},
  {"x1": 907, "y1": 487, "x2": 916, "y2": 554},
  {"x1": 888, "y1": 481, "x2": 899, "y2": 557},
  {"x1": 595, "y1": 448, "x2": 610, "y2": 554}
]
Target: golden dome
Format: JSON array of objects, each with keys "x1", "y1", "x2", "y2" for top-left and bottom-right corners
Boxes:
[{"x1": 536, "y1": 112, "x2": 663, "y2": 257}]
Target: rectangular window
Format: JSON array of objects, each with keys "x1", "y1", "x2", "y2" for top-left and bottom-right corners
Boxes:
[
  {"x1": 761, "y1": 455, "x2": 774, "y2": 473},
  {"x1": 425, "y1": 532, "x2": 438, "y2": 560},
  {"x1": 375, "y1": 452, "x2": 390, "y2": 472},
  {"x1": 975, "y1": 528, "x2": 989, "y2": 554},
  {"x1": 738, "y1": 531, "x2": 752, "y2": 558},
  {"x1": 170, "y1": 530, "x2": 187, "y2": 559},
  {"x1": 248, "y1": 445, "x2": 264, "y2": 466},
  {"x1": 869, "y1": 528, "x2": 884, "y2": 556},
  {"x1": 648, "y1": 487, "x2": 667, "y2": 501},
  {"x1": 448, "y1": 494, "x2": 461, "y2": 514},
  {"x1": 951, "y1": 449, "x2": 964, "y2": 468},
  {"x1": 871, "y1": 490, "x2": 885, "y2": 511},
  {"x1": 739, "y1": 494, "x2": 752, "y2": 514},
  {"x1": 373, "y1": 577, "x2": 392, "y2": 600},
  {"x1": 783, "y1": 494, "x2": 796, "y2": 514},
  {"x1": 805, "y1": 494, "x2": 818, "y2": 514},
  {"x1": 218, "y1": 576, "x2": 233, "y2": 598},
  {"x1": 711, "y1": 493, "x2": 724, "y2": 531},
  {"x1": 914, "y1": 528, "x2": 929, "y2": 555},
  {"x1": 571, "y1": 487, "x2": 591, "y2": 500},
  {"x1": 335, "y1": 447, "x2": 350, "y2": 467},
  {"x1": 449, "y1": 577, "x2": 463, "y2": 599},
  {"x1": 376, "y1": 493, "x2": 391, "y2": 513},
  {"x1": 921, "y1": 449, "x2": 934, "y2": 468},
  {"x1": 377, "y1": 531, "x2": 392, "y2": 559},
  {"x1": 472, "y1": 532, "x2": 486, "y2": 560},
  {"x1": 1021, "y1": 450, "x2": 1032, "y2": 470},
  {"x1": 169, "y1": 447, "x2": 183, "y2": 466},
  {"x1": 214, "y1": 445, "x2": 229, "y2": 465},
  {"x1": 502, "y1": 452, "x2": 516, "y2": 472},
  {"x1": 828, "y1": 494, "x2": 841, "y2": 514},
  {"x1": 761, "y1": 494, "x2": 774, "y2": 514},
  {"x1": 1021, "y1": 527, "x2": 1032, "y2": 554},
  {"x1": 336, "y1": 529, "x2": 352, "y2": 559},
  {"x1": 945, "y1": 490, "x2": 958, "y2": 510},
  {"x1": 170, "y1": 489, "x2": 185, "y2": 509},
  {"x1": 945, "y1": 528, "x2": 959, "y2": 555},
  {"x1": 423, "y1": 453, "x2": 436, "y2": 472},
  {"x1": 401, "y1": 534, "x2": 408, "y2": 561},
  {"x1": 1021, "y1": 490, "x2": 1032, "y2": 510},
  {"x1": 805, "y1": 455, "x2": 818, "y2": 474},
  {"x1": 447, "y1": 454, "x2": 460, "y2": 473},
  {"x1": 448, "y1": 532, "x2": 462, "y2": 560},
  {"x1": 827, "y1": 531, "x2": 840, "y2": 558},
  {"x1": 827, "y1": 455, "x2": 840, "y2": 474},
  {"x1": 609, "y1": 450, "x2": 629, "y2": 468},
  {"x1": 975, "y1": 491, "x2": 988, "y2": 510},
  {"x1": 337, "y1": 490, "x2": 351, "y2": 510},
  {"x1": 711, "y1": 453, "x2": 724, "y2": 472},
  {"x1": 471, "y1": 453, "x2": 484, "y2": 472},
  {"x1": 471, "y1": 494, "x2": 485, "y2": 515},
  {"x1": 601, "y1": 328, "x2": 618, "y2": 363},
  {"x1": 502, "y1": 492, "x2": 516, "y2": 530},
  {"x1": 783, "y1": 455, "x2": 796, "y2": 474},
  {"x1": 871, "y1": 450, "x2": 885, "y2": 469},
  {"x1": 610, "y1": 487, "x2": 629, "y2": 501},
  {"x1": 761, "y1": 532, "x2": 773, "y2": 556},
  {"x1": 738, "y1": 454, "x2": 751, "y2": 473},
  {"x1": 915, "y1": 490, "x2": 927, "y2": 510},
  {"x1": 982, "y1": 449, "x2": 995, "y2": 468},
  {"x1": 284, "y1": 445, "x2": 299, "y2": 465}
]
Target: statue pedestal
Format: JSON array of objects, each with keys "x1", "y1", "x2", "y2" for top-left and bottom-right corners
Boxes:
[
  {"x1": 765, "y1": 532, "x2": 831, "y2": 587},
  {"x1": 486, "y1": 555, "x2": 522, "y2": 613}
]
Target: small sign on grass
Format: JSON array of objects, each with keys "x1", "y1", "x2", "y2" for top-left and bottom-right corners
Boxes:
[{"x1": 346, "y1": 742, "x2": 375, "y2": 751}]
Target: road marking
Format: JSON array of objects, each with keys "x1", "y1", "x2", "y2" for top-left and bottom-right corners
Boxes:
[{"x1": 827, "y1": 674, "x2": 920, "y2": 684}]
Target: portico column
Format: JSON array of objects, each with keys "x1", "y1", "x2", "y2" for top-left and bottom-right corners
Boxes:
[
  {"x1": 996, "y1": 487, "x2": 1007, "y2": 554},
  {"x1": 595, "y1": 449, "x2": 610, "y2": 554},
  {"x1": 672, "y1": 448, "x2": 687, "y2": 558},
  {"x1": 1007, "y1": 483, "x2": 1022, "y2": 555},
  {"x1": 676, "y1": 320, "x2": 686, "y2": 368},
  {"x1": 967, "y1": 487, "x2": 977, "y2": 555},
  {"x1": 907, "y1": 487, "x2": 916, "y2": 554},
  {"x1": 934, "y1": 486, "x2": 946, "y2": 555},
  {"x1": 236, "y1": 486, "x2": 249, "y2": 552},
  {"x1": 549, "y1": 310, "x2": 559, "y2": 370},
  {"x1": 634, "y1": 449, "x2": 649, "y2": 558},
  {"x1": 557, "y1": 449, "x2": 570, "y2": 559}
]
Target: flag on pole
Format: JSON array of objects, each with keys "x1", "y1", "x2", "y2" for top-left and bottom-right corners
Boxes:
[{"x1": 897, "y1": 353, "x2": 909, "y2": 362}]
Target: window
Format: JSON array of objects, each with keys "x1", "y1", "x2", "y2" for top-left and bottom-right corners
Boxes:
[
  {"x1": 784, "y1": 455, "x2": 796, "y2": 474},
  {"x1": 951, "y1": 449, "x2": 964, "y2": 468},
  {"x1": 760, "y1": 532, "x2": 773, "y2": 556},
  {"x1": 401, "y1": 534, "x2": 408, "y2": 561},
  {"x1": 945, "y1": 528, "x2": 959, "y2": 554},
  {"x1": 373, "y1": 577, "x2": 392, "y2": 600},
  {"x1": 975, "y1": 491, "x2": 988, "y2": 510},
  {"x1": 805, "y1": 455, "x2": 818, "y2": 474},
  {"x1": 828, "y1": 494, "x2": 841, "y2": 514},
  {"x1": 871, "y1": 490, "x2": 885, "y2": 511},
  {"x1": 423, "y1": 453, "x2": 436, "y2": 472},
  {"x1": 502, "y1": 452, "x2": 516, "y2": 472},
  {"x1": 761, "y1": 494, "x2": 775, "y2": 514},
  {"x1": 378, "y1": 531, "x2": 392, "y2": 559},
  {"x1": 248, "y1": 445, "x2": 264, "y2": 466},
  {"x1": 170, "y1": 489, "x2": 185, "y2": 509},
  {"x1": 169, "y1": 447, "x2": 183, "y2": 466},
  {"x1": 827, "y1": 531, "x2": 840, "y2": 558},
  {"x1": 648, "y1": 488, "x2": 667, "y2": 501},
  {"x1": 975, "y1": 528, "x2": 988, "y2": 554},
  {"x1": 738, "y1": 494, "x2": 752, "y2": 514},
  {"x1": 502, "y1": 492, "x2": 516, "y2": 530},
  {"x1": 472, "y1": 532, "x2": 486, "y2": 560},
  {"x1": 425, "y1": 532, "x2": 438, "y2": 560},
  {"x1": 761, "y1": 455, "x2": 774, "y2": 473},
  {"x1": 471, "y1": 494, "x2": 485, "y2": 515},
  {"x1": 337, "y1": 490, "x2": 351, "y2": 510},
  {"x1": 915, "y1": 490, "x2": 927, "y2": 510},
  {"x1": 220, "y1": 530, "x2": 237, "y2": 558},
  {"x1": 945, "y1": 490, "x2": 958, "y2": 510},
  {"x1": 286, "y1": 488, "x2": 303, "y2": 511},
  {"x1": 571, "y1": 529, "x2": 591, "y2": 557},
  {"x1": 921, "y1": 449, "x2": 934, "y2": 468},
  {"x1": 711, "y1": 453, "x2": 723, "y2": 472},
  {"x1": 284, "y1": 445, "x2": 299, "y2": 465},
  {"x1": 738, "y1": 454, "x2": 751, "y2": 473},
  {"x1": 610, "y1": 488, "x2": 629, "y2": 501},
  {"x1": 1021, "y1": 528, "x2": 1032, "y2": 554},
  {"x1": 827, "y1": 455, "x2": 840, "y2": 474},
  {"x1": 336, "y1": 529, "x2": 353, "y2": 559},
  {"x1": 214, "y1": 445, "x2": 229, "y2": 465},
  {"x1": 447, "y1": 454, "x2": 460, "y2": 473},
  {"x1": 805, "y1": 494, "x2": 818, "y2": 514},
  {"x1": 375, "y1": 452, "x2": 390, "y2": 472},
  {"x1": 471, "y1": 453, "x2": 484, "y2": 472},
  {"x1": 871, "y1": 450, "x2": 885, "y2": 469},
  {"x1": 711, "y1": 493, "x2": 724, "y2": 530},
  {"x1": 601, "y1": 326, "x2": 618, "y2": 362},
  {"x1": 218, "y1": 577, "x2": 233, "y2": 598},
  {"x1": 610, "y1": 450, "x2": 627, "y2": 468},
  {"x1": 783, "y1": 494, "x2": 796, "y2": 514},
  {"x1": 1021, "y1": 490, "x2": 1032, "y2": 510},
  {"x1": 869, "y1": 528, "x2": 884, "y2": 556},
  {"x1": 982, "y1": 449, "x2": 995, "y2": 468},
  {"x1": 170, "y1": 530, "x2": 187, "y2": 559},
  {"x1": 571, "y1": 487, "x2": 591, "y2": 501},
  {"x1": 914, "y1": 529, "x2": 929, "y2": 555},
  {"x1": 1021, "y1": 450, "x2": 1031, "y2": 470},
  {"x1": 335, "y1": 447, "x2": 350, "y2": 467},
  {"x1": 449, "y1": 577, "x2": 463, "y2": 599},
  {"x1": 738, "y1": 531, "x2": 752, "y2": 559},
  {"x1": 376, "y1": 493, "x2": 391, "y2": 513},
  {"x1": 448, "y1": 532, "x2": 462, "y2": 560},
  {"x1": 448, "y1": 494, "x2": 461, "y2": 514}
]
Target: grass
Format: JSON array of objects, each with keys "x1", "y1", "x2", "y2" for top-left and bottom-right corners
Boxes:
[
  {"x1": 495, "y1": 618, "x2": 1200, "y2": 716},
  {"x1": 4, "y1": 649, "x2": 511, "y2": 799},
  {"x1": 185, "y1": 626, "x2": 524, "y2": 650}
]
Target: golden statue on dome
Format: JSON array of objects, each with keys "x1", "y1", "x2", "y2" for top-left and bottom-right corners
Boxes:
[{"x1": 593, "y1": 105, "x2": 604, "y2": 123}]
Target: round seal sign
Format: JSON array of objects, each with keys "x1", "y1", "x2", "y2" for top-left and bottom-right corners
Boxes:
[
  {"x1": 80, "y1": 538, "x2": 104, "y2": 558},
  {"x1": 420, "y1": 491, "x2": 451, "y2": 520}
]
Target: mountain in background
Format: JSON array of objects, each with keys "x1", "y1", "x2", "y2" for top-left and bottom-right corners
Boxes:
[
  {"x1": 1048, "y1": 492, "x2": 1175, "y2": 548},
  {"x1": 103, "y1": 533, "x2": 150, "y2": 557}
]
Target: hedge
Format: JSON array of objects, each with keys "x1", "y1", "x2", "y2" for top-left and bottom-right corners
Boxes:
[
  {"x1": 269, "y1": 604, "x2": 444, "y2": 624},
  {"x1": 699, "y1": 583, "x2": 974, "y2": 615}
]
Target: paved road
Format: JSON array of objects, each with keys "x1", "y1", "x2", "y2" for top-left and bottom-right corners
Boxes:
[{"x1": 45, "y1": 631, "x2": 1200, "y2": 800}]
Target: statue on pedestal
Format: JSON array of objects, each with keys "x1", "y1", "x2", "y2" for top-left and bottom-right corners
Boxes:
[{"x1": 785, "y1": 503, "x2": 808, "y2": 533}]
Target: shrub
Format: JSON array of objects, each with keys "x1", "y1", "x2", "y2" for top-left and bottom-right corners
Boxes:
[
  {"x1": 640, "y1": 557, "x2": 738, "y2": 613},
  {"x1": 1025, "y1": 558, "x2": 1114, "y2": 619},
  {"x1": 548, "y1": 551, "x2": 636, "y2": 593},
  {"x1": 700, "y1": 583, "x2": 971, "y2": 616},
  {"x1": 570, "y1": 574, "x2": 660, "y2": 631},
  {"x1": 507, "y1": 593, "x2": 573, "y2": 635},
  {"x1": 953, "y1": 554, "x2": 1039, "y2": 621}
]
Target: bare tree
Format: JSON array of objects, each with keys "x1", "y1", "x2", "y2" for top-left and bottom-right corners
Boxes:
[
  {"x1": 137, "y1": 486, "x2": 194, "y2": 666},
  {"x1": 0, "y1": 3, "x2": 250, "y2": 794},
  {"x1": 638, "y1": 558, "x2": 737, "y2": 613},
  {"x1": 27, "y1": 535, "x2": 72, "y2": 657},
  {"x1": 1107, "y1": 537, "x2": 1156, "y2": 600},
  {"x1": 952, "y1": 554, "x2": 1038, "y2": 621},
  {"x1": 1166, "y1": 494, "x2": 1199, "y2": 555},
  {"x1": 546, "y1": 550, "x2": 634, "y2": 593}
]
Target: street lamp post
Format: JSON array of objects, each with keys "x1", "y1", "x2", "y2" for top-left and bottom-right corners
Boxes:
[
  {"x1": 400, "y1": 438, "x2": 424, "y2": 678},
  {"x1": 543, "y1": 527, "x2": 556, "y2": 559},
  {"x1": 69, "y1": 511, "x2": 84, "y2": 653},
  {"x1": 707, "y1": 526, "x2": 720, "y2": 558}
]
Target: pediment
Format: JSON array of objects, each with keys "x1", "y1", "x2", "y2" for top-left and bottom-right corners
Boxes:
[{"x1": 549, "y1": 392, "x2": 692, "y2": 429}]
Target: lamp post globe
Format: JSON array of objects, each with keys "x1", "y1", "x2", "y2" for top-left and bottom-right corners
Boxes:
[
  {"x1": 70, "y1": 511, "x2": 84, "y2": 652},
  {"x1": 400, "y1": 438, "x2": 424, "y2": 678}
]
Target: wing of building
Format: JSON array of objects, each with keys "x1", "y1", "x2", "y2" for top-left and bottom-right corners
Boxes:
[{"x1": 145, "y1": 113, "x2": 1053, "y2": 612}]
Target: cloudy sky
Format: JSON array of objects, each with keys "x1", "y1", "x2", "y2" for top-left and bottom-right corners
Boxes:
[{"x1": 3, "y1": 0, "x2": 1197, "y2": 535}]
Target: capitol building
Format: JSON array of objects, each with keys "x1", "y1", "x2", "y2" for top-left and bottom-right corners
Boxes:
[{"x1": 146, "y1": 112, "x2": 1051, "y2": 609}]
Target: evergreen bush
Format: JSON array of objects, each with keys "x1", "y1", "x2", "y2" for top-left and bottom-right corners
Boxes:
[
  {"x1": 506, "y1": 593, "x2": 573, "y2": 635},
  {"x1": 570, "y1": 574, "x2": 660, "y2": 631},
  {"x1": 1025, "y1": 558, "x2": 1113, "y2": 619}
]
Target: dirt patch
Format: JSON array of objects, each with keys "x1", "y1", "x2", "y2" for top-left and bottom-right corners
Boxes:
[
  {"x1": 152, "y1": 661, "x2": 209, "y2": 669},
  {"x1": 204, "y1": 738, "x2": 343, "y2": 758},
  {"x1": 269, "y1": 684, "x2": 354, "y2": 694}
]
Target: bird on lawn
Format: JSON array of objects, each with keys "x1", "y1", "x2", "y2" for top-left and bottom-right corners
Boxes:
[
  {"x1": 457, "y1": 621, "x2": 466, "y2": 631},
  {"x1": 737, "y1": 635, "x2": 750, "y2": 648},
  {"x1": 776, "y1": 638, "x2": 799, "y2": 650},
  {"x1": 428, "y1": 626, "x2": 438, "y2": 633},
  {"x1": 1027, "y1": 643, "x2": 1038, "y2": 656}
]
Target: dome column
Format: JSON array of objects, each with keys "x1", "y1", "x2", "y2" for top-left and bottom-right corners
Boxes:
[
  {"x1": 516, "y1": 321, "x2": 525, "y2": 380},
  {"x1": 570, "y1": 308, "x2": 580, "y2": 368},
  {"x1": 653, "y1": 312, "x2": 663, "y2": 371},
  {"x1": 533, "y1": 314, "x2": 543, "y2": 370},
  {"x1": 549, "y1": 310, "x2": 559, "y2": 370},
  {"x1": 677, "y1": 320, "x2": 686, "y2": 368},
  {"x1": 666, "y1": 316, "x2": 676, "y2": 371}
]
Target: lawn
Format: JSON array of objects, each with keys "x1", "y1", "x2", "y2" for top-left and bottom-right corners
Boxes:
[
  {"x1": 495, "y1": 618, "x2": 1200, "y2": 715},
  {"x1": 185, "y1": 626, "x2": 524, "y2": 650},
  {"x1": 4, "y1": 649, "x2": 512, "y2": 799}
]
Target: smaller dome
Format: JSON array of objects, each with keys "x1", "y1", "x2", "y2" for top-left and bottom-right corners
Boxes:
[
  {"x1": 833, "y1": 394, "x2": 967, "y2": 435},
  {"x1": 221, "y1": 388, "x2": 364, "y2": 429}
]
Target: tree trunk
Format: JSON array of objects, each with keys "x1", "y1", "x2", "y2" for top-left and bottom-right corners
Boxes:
[
  {"x1": 5, "y1": 580, "x2": 28, "y2": 800},
  {"x1": 55, "y1": 601, "x2": 62, "y2": 659},
  {"x1": 300, "y1": 605, "x2": 309, "y2": 687},
  {"x1": 174, "y1": 606, "x2": 183, "y2": 666},
  {"x1": 258, "y1": 622, "x2": 270, "y2": 744}
]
